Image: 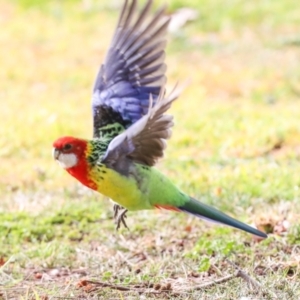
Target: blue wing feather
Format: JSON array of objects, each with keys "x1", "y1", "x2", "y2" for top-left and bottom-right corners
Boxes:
[{"x1": 92, "y1": 0, "x2": 170, "y2": 138}]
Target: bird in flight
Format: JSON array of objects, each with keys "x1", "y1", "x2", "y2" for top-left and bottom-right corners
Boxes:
[{"x1": 52, "y1": 0, "x2": 267, "y2": 238}]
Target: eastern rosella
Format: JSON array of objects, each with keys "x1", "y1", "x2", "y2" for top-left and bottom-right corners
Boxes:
[{"x1": 52, "y1": 0, "x2": 267, "y2": 238}]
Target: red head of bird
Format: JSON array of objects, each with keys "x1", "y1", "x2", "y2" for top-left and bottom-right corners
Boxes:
[{"x1": 52, "y1": 136, "x2": 97, "y2": 189}]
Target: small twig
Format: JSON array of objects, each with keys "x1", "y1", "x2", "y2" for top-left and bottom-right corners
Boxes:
[
  {"x1": 82, "y1": 280, "x2": 182, "y2": 296},
  {"x1": 84, "y1": 280, "x2": 167, "y2": 295},
  {"x1": 226, "y1": 258, "x2": 279, "y2": 299},
  {"x1": 226, "y1": 259, "x2": 261, "y2": 290},
  {"x1": 85, "y1": 280, "x2": 132, "y2": 292},
  {"x1": 191, "y1": 273, "x2": 237, "y2": 290},
  {"x1": 82, "y1": 274, "x2": 237, "y2": 296},
  {"x1": 236, "y1": 269, "x2": 261, "y2": 290}
]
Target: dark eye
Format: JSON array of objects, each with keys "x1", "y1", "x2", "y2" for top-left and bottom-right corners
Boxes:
[{"x1": 63, "y1": 143, "x2": 72, "y2": 151}]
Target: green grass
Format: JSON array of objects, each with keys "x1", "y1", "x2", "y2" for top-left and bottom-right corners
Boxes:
[{"x1": 1, "y1": 0, "x2": 300, "y2": 298}]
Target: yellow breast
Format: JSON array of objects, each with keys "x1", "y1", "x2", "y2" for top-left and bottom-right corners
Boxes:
[{"x1": 89, "y1": 164, "x2": 146, "y2": 210}]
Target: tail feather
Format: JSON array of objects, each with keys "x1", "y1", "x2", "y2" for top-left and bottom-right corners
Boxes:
[{"x1": 178, "y1": 197, "x2": 267, "y2": 238}]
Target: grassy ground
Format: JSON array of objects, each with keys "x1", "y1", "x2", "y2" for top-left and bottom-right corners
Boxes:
[{"x1": 1, "y1": 0, "x2": 300, "y2": 298}]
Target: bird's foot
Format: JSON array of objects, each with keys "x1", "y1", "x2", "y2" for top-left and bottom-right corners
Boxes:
[
  {"x1": 113, "y1": 204, "x2": 121, "y2": 219},
  {"x1": 113, "y1": 204, "x2": 129, "y2": 230}
]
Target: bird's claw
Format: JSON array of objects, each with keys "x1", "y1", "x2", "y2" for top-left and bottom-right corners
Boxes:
[{"x1": 113, "y1": 204, "x2": 129, "y2": 230}]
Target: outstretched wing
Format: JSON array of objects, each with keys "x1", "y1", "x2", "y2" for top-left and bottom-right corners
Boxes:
[
  {"x1": 92, "y1": 0, "x2": 170, "y2": 138},
  {"x1": 101, "y1": 86, "x2": 181, "y2": 171}
]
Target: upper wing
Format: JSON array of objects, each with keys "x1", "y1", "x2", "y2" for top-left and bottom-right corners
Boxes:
[
  {"x1": 92, "y1": 0, "x2": 170, "y2": 138},
  {"x1": 101, "y1": 86, "x2": 181, "y2": 170}
]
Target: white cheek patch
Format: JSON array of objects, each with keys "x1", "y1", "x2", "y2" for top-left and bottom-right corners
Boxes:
[{"x1": 56, "y1": 153, "x2": 78, "y2": 169}]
